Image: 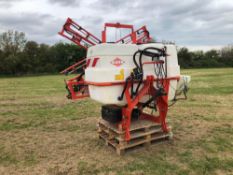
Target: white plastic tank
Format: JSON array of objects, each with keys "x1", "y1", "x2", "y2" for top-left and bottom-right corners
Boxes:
[{"x1": 85, "y1": 43, "x2": 181, "y2": 105}]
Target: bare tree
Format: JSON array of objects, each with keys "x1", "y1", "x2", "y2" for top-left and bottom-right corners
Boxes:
[{"x1": 0, "y1": 30, "x2": 26, "y2": 55}]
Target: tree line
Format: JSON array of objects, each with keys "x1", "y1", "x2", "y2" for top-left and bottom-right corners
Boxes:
[
  {"x1": 178, "y1": 46, "x2": 233, "y2": 68},
  {"x1": 0, "y1": 30, "x2": 232, "y2": 75},
  {"x1": 0, "y1": 30, "x2": 85, "y2": 75}
]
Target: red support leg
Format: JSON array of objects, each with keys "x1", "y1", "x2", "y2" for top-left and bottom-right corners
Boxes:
[
  {"x1": 121, "y1": 76, "x2": 153, "y2": 141},
  {"x1": 157, "y1": 96, "x2": 169, "y2": 132},
  {"x1": 122, "y1": 108, "x2": 132, "y2": 141},
  {"x1": 121, "y1": 77, "x2": 171, "y2": 141},
  {"x1": 156, "y1": 80, "x2": 170, "y2": 132}
]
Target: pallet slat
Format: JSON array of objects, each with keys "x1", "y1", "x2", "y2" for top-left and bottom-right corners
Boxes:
[{"x1": 98, "y1": 119, "x2": 172, "y2": 155}]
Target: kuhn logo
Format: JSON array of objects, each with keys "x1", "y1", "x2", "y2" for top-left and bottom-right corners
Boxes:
[{"x1": 111, "y1": 57, "x2": 125, "y2": 67}]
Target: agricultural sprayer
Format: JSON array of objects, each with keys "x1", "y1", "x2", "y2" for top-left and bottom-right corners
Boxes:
[{"x1": 59, "y1": 18, "x2": 191, "y2": 142}]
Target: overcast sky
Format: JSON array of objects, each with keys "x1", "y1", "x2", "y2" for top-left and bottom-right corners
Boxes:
[{"x1": 0, "y1": 0, "x2": 233, "y2": 51}]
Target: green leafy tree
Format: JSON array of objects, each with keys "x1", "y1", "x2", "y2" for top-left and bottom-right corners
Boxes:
[
  {"x1": 49, "y1": 43, "x2": 86, "y2": 72},
  {"x1": 23, "y1": 41, "x2": 39, "y2": 73},
  {"x1": 202, "y1": 50, "x2": 220, "y2": 67},
  {"x1": 177, "y1": 47, "x2": 192, "y2": 68},
  {"x1": 220, "y1": 45, "x2": 233, "y2": 67}
]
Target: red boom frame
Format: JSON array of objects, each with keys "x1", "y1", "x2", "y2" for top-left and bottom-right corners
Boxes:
[{"x1": 58, "y1": 18, "x2": 102, "y2": 49}]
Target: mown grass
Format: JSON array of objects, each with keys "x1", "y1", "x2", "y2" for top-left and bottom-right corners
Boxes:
[{"x1": 0, "y1": 68, "x2": 233, "y2": 175}]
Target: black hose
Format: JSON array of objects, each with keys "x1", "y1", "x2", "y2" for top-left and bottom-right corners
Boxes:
[
  {"x1": 134, "y1": 47, "x2": 165, "y2": 96},
  {"x1": 118, "y1": 76, "x2": 131, "y2": 101},
  {"x1": 118, "y1": 46, "x2": 167, "y2": 101},
  {"x1": 133, "y1": 51, "x2": 140, "y2": 70},
  {"x1": 133, "y1": 51, "x2": 144, "y2": 95}
]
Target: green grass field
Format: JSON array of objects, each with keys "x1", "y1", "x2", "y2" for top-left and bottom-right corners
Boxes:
[{"x1": 0, "y1": 68, "x2": 233, "y2": 175}]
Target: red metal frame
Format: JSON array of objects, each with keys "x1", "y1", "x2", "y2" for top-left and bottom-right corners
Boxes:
[
  {"x1": 115, "y1": 26, "x2": 152, "y2": 44},
  {"x1": 58, "y1": 18, "x2": 101, "y2": 50},
  {"x1": 64, "y1": 74, "x2": 179, "y2": 103},
  {"x1": 120, "y1": 76, "x2": 171, "y2": 141},
  {"x1": 60, "y1": 58, "x2": 89, "y2": 99},
  {"x1": 65, "y1": 75, "x2": 89, "y2": 99},
  {"x1": 102, "y1": 23, "x2": 151, "y2": 44},
  {"x1": 59, "y1": 18, "x2": 152, "y2": 48},
  {"x1": 102, "y1": 23, "x2": 136, "y2": 43},
  {"x1": 135, "y1": 26, "x2": 152, "y2": 43},
  {"x1": 60, "y1": 58, "x2": 86, "y2": 75}
]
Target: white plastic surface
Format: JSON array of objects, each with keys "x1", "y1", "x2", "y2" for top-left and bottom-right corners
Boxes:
[{"x1": 85, "y1": 43, "x2": 182, "y2": 105}]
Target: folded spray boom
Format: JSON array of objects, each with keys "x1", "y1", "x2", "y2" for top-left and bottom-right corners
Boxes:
[{"x1": 58, "y1": 18, "x2": 190, "y2": 141}]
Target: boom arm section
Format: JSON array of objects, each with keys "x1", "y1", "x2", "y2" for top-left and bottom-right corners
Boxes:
[
  {"x1": 59, "y1": 18, "x2": 102, "y2": 49},
  {"x1": 116, "y1": 26, "x2": 152, "y2": 44},
  {"x1": 60, "y1": 58, "x2": 89, "y2": 99}
]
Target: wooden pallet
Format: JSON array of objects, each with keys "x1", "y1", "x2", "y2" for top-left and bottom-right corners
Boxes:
[{"x1": 98, "y1": 119, "x2": 172, "y2": 155}]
